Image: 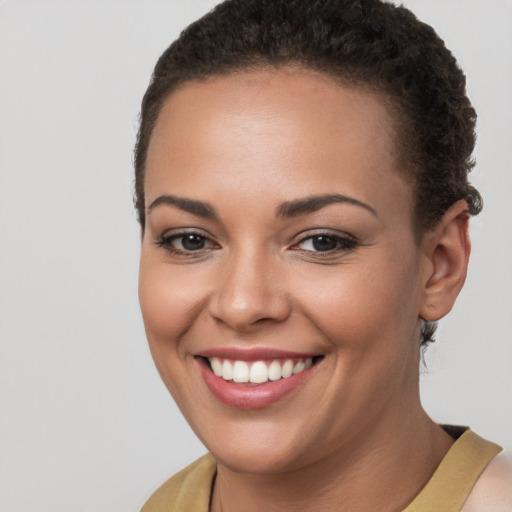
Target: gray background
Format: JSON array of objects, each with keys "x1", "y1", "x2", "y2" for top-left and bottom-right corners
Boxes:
[{"x1": 0, "y1": 1, "x2": 510, "y2": 510}]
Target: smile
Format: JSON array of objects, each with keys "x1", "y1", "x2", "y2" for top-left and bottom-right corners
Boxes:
[
  {"x1": 208, "y1": 357, "x2": 314, "y2": 384},
  {"x1": 195, "y1": 349, "x2": 324, "y2": 409}
]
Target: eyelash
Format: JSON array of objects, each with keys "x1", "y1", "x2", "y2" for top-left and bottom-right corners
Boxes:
[
  {"x1": 154, "y1": 231, "x2": 359, "y2": 257},
  {"x1": 291, "y1": 233, "x2": 359, "y2": 255},
  {"x1": 155, "y1": 231, "x2": 218, "y2": 257}
]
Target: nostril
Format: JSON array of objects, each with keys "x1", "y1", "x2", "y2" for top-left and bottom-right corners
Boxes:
[{"x1": 254, "y1": 317, "x2": 276, "y2": 324}]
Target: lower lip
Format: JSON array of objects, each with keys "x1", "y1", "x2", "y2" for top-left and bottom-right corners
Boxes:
[{"x1": 197, "y1": 359, "x2": 316, "y2": 409}]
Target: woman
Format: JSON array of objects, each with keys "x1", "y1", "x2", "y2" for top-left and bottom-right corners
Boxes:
[{"x1": 135, "y1": 0, "x2": 512, "y2": 510}]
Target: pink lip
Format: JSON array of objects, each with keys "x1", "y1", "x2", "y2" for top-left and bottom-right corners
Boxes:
[
  {"x1": 196, "y1": 346, "x2": 318, "y2": 362},
  {"x1": 196, "y1": 357, "x2": 319, "y2": 409}
]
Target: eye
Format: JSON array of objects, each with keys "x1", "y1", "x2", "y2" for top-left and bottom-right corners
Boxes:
[
  {"x1": 155, "y1": 231, "x2": 217, "y2": 255},
  {"x1": 293, "y1": 233, "x2": 358, "y2": 253},
  {"x1": 175, "y1": 233, "x2": 208, "y2": 251}
]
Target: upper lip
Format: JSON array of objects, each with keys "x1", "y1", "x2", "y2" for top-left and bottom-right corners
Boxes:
[{"x1": 196, "y1": 347, "x2": 321, "y2": 361}]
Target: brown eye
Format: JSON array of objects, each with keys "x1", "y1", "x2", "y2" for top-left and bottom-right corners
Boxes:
[
  {"x1": 155, "y1": 231, "x2": 217, "y2": 255},
  {"x1": 179, "y1": 234, "x2": 207, "y2": 251},
  {"x1": 294, "y1": 233, "x2": 358, "y2": 253},
  {"x1": 311, "y1": 235, "x2": 338, "y2": 252}
]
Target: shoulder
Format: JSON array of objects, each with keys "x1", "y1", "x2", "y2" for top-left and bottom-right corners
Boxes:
[
  {"x1": 462, "y1": 451, "x2": 512, "y2": 512},
  {"x1": 140, "y1": 453, "x2": 216, "y2": 512}
]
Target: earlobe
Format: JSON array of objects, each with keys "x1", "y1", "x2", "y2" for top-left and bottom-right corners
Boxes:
[{"x1": 420, "y1": 200, "x2": 471, "y2": 322}]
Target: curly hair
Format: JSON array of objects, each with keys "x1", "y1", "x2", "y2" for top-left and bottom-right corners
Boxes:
[{"x1": 134, "y1": 0, "x2": 482, "y2": 346}]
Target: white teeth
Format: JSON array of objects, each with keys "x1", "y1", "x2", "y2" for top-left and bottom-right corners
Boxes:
[
  {"x1": 268, "y1": 360, "x2": 282, "y2": 381},
  {"x1": 281, "y1": 359, "x2": 294, "y2": 378},
  {"x1": 232, "y1": 361, "x2": 249, "y2": 383},
  {"x1": 293, "y1": 361, "x2": 305, "y2": 374},
  {"x1": 210, "y1": 357, "x2": 222, "y2": 377},
  {"x1": 209, "y1": 356, "x2": 318, "y2": 383},
  {"x1": 249, "y1": 361, "x2": 268, "y2": 384},
  {"x1": 222, "y1": 360, "x2": 233, "y2": 381}
]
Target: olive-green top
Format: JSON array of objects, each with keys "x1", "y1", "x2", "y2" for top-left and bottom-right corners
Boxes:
[{"x1": 141, "y1": 428, "x2": 502, "y2": 512}]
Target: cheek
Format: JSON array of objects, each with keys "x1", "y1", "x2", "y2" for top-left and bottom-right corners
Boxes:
[
  {"x1": 138, "y1": 256, "x2": 210, "y2": 411},
  {"x1": 295, "y1": 252, "x2": 422, "y2": 355},
  {"x1": 138, "y1": 253, "x2": 206, "y2": 357}
]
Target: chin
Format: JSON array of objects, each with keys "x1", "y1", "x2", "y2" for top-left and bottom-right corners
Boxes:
[
  {"x1": 190, "y1": 412, "x2": 321, "y2": 474},
  {"x1": 211, "y1": 441, "x2": 304, "y2": 475}
]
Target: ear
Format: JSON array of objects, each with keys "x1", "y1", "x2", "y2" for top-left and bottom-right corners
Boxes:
[{"x1": 419, "y1": 200, "x2": 471, "y2": 322}]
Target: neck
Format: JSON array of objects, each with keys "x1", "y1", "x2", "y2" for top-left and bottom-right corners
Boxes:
[{"x1": 211, "y1": 407, "x2": 454, "y2": 512}]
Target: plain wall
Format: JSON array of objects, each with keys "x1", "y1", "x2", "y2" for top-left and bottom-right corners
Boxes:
[{"x1": 0, "y1": 1, "x2": 510, "y2": 510}]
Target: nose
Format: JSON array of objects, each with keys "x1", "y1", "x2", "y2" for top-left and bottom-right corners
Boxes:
[{"x1": 208, "y1": 246, "x2": 291, "y2": 332}]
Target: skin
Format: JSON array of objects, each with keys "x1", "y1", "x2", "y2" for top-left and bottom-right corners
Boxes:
[
  {"x1": 139, "y1": 68, "x2": 470, "y2": 512},
  {"x1": 462, "y1": 453, "x2": 512, "y2": 511}
]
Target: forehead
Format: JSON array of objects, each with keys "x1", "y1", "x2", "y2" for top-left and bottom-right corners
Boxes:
[{"x1": 145, "y1": 68, "x2": 412, "y2": 220}]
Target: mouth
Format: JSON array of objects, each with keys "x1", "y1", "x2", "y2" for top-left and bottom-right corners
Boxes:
[
  {"x1": 199, "y1": 355, "x2": 323, "y2": 384},
  {"x1": 195, "y1": 349, "x2": 324, "y2": 408}
]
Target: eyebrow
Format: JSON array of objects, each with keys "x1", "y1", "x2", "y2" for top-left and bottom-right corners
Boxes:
[
  {"x1": 147, "y1": 192, "x2": 377, "y2": 220},
  {"x1": 148, "y1": 195, "x2": 217, "y2": 219},
  {"x1": 276, "y1": 193, "x2": 378, "y2": 218}
]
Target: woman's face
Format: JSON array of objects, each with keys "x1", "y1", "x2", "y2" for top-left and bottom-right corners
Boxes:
[{"x1": 139, "y1": 69, "x2": 431, "y2": 473}]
